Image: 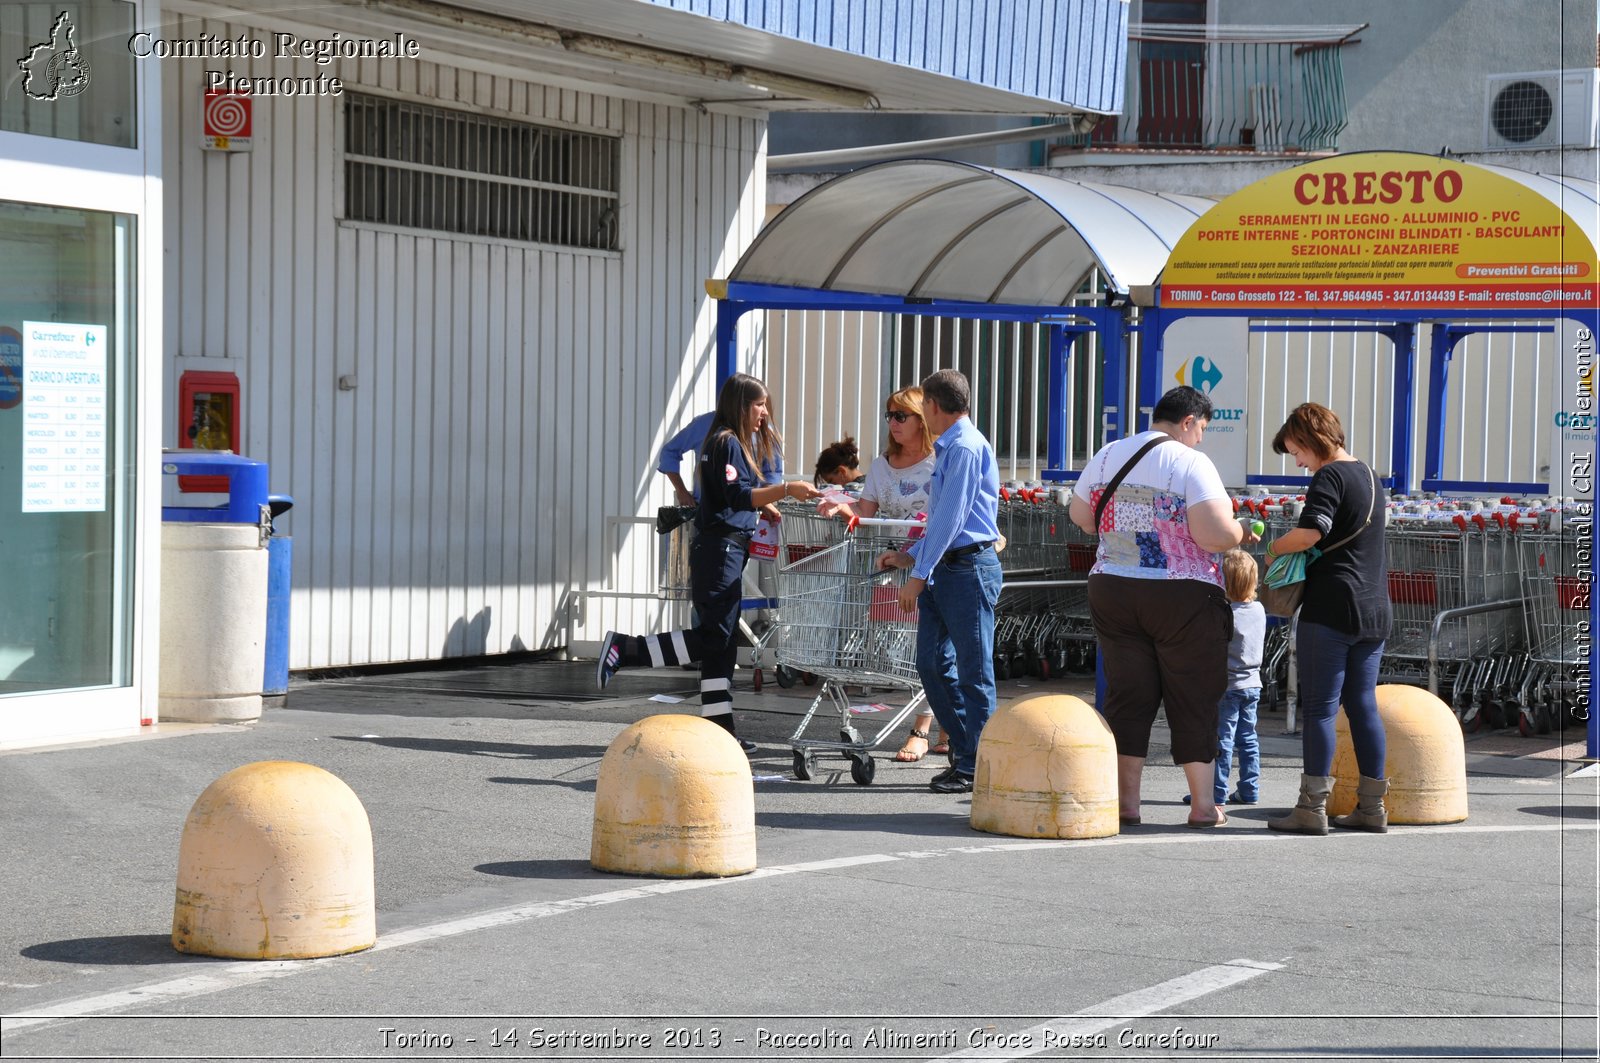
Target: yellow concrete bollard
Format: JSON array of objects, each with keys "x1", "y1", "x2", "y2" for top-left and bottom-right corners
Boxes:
[
  {"x1": 591, "y1": 715, "x2": 756, "y2": 877},
  {"x1": 172, "y1": 761, "x2": 376, "y2": 959},
  {"x1": 1328, "y1": 684, "x2": 1469, "y2": 824},
  {"x1": 971, "y1": 694, "x2": 1119, "y2": 839}
]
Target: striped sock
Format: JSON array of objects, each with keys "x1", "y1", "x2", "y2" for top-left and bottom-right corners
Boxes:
[
  {"x1": 699, "y1": 675, "x2": 733, "y2": 718},
  {"x1": 633, "y1": 630, "x2": 693, "y2": 668}
]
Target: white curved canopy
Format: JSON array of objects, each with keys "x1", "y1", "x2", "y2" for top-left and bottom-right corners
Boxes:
[
  {"x1": 1476, "y1": 162, "x2": 1600, "y2": 252},
  {"x1": 729, "y1": 160, "x2": 1215, "y2": 307}
]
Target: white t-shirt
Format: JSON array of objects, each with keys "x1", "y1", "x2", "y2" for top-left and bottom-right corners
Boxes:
[
  {"x1": 1072, "y1": 431, "x2": 1229, "y2": 584},
  {"x1": 860, "y1": 452, "x2": 936, "y2": 520}
]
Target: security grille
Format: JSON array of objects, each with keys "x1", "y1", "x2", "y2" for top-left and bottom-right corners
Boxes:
[{"x1": 344, "y1": 93, "x2": 619, "y2": 250}]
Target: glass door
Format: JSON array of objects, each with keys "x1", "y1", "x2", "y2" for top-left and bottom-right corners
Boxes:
[{"x1": 0, "y1": 201, "x2": 135, "y2": 696}]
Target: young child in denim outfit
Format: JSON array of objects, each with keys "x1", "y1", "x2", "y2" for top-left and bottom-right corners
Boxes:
[{"x1": 1215, "y1": 548, "x2": 1266, "y2": 804}]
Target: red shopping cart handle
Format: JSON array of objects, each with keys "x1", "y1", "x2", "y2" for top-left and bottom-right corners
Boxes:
[{"x1": 1451, "y1": 514, "x2": 1467, "y2": 530}]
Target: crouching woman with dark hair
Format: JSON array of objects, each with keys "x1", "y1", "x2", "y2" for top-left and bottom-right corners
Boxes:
[{"x1": 597, "y1": 373, "x2": 820, "y2": 751}]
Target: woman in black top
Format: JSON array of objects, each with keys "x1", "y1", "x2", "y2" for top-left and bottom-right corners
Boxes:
[
  {"x1": 596, "y1": 374, "x2": 820, "y2": 751},
  {"x1": 1264, "y1": 403, "x2": 1391, "y2": 835}
]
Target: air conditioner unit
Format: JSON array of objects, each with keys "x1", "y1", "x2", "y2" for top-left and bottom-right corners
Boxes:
[{"x1": 1484, "y1": 69, "x2": 1598, "y2": 150}]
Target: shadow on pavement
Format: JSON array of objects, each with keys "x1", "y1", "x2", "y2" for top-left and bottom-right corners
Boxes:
[
  {"x1": 486, "y1": 775, "x2": 598, "y2": 792},
  {"x1": 21, "y1": 935, "x2": 223, "y2": 967},
  {"x1": 331, "y1": 735, "x2": 608, "y2": 761},
  {"x1": 473, "y1": 859, "x2": 609, "y2": 880},
  {"x1": 753, "y1": 810, "x2": 973, "y2": 836},
  {"x1": 1518, "y1": 804, "x2": 1600, "y2": 820}
]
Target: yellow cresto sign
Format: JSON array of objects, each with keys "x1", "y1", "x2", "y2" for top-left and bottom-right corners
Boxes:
[{"x1": 1160, "y1": 152, "x2": 1597, "y2": 311}]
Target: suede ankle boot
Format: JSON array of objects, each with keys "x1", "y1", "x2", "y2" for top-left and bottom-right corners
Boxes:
[
  {"x1": 1268, "y1": 774, "x2": 1334, "y2": 835},
  {"x1": 1331, "y1": 775, "x2": 1389, "y2": 833}
]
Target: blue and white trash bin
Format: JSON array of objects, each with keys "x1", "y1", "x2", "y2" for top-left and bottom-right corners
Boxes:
[
  {"x1": 263, "y1": 495, "x2": 295, "y2": 704},
  {"x1": 159, "y1": 451, "x2": 276, "y2": 723}
]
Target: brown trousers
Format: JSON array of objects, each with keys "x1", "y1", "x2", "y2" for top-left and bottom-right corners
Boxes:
[{"x1": 1088, "y1": 573, "x2": 1232, "y2": 764}]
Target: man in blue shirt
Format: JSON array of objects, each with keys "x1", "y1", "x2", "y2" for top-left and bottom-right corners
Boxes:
[
  {"x1": 660, "y1": 410, "x2": 784, "y2": 504},
  {"x1": 878, "y1": 369, "x2": 1002, "y2": 794}
]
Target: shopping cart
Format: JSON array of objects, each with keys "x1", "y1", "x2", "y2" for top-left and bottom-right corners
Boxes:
[
  {"x1": 1382, "y1": 512, "x2": 1525, "y2": 729},
  {"x1": 748, "y1": 499, "x2": 848, "y2": 690},
  {"x1": 1514, "y1": 511, "x2": 1590, "y2": 735},
  {"x1": 775, "y1": 516, "x2": 926, "y2": 785},
  {"x1": 994, "y1": 487, "x2": 1097, "y2": 678}
]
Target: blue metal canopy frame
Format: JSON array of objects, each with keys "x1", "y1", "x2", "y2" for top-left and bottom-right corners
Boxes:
[
  {"x1": 1140, "y1": 301, "x2": 1600, "y2": 761},
  {"x1": 712, "y1": 146, "x2": 1598, "y2": 759},
  {"x1": 713, "y1": 279, "x2": 1135, "y2": 463},
  {"x1": 714, "y1": 282, "x2": 1599, "y2": 758}
]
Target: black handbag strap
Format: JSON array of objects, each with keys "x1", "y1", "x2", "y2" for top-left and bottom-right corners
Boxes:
[
  {"x1": 1093, "y1": 435, "x2": 1178, "y2": 530},
  {"x1": 1319, "y1": 463, "x2": 1377, "y2": 555}
]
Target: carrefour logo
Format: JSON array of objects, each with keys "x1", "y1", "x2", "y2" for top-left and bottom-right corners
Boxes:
[
  {"x1": 1556, "y1": 412, "x2": 1596, "y2": 430},
  {"x1": 1174, "y1": 356, "x2": 1223, "y2": 393}
]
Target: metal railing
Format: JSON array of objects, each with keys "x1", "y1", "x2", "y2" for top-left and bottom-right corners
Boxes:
[{"x1": 1052, "y1": 24, "x2": 1363, "y2": 155}]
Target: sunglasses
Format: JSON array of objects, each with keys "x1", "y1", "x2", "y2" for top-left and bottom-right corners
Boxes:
[{"x1": 885, "y1": 410, "x2": 916, "y2": 423}]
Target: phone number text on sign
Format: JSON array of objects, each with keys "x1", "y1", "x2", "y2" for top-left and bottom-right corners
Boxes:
[{"x1": 1161, "y1": 283, "x2": 1599, "y2": 309}]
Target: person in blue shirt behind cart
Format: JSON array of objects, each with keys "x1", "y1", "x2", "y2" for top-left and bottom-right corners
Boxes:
[
  {"x1": 660, "y1": 410, "x2": 784, "y2": 505},
  {"x1": 599, "y1": 374, "x2": 820, "y2": 751},
  {"x1": 877, "y1": 369, "x2": 1002, "y2": 794}
]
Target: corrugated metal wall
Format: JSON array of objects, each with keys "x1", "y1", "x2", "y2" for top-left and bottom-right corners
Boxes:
[
  {"x1": 162, "y1": 14, "x2": 766, "y2": 669},
  {"x1": 644, "y1": 0, "x2": 1128, "y2": 111},
  {"x1": 1247, "y1": 322, "x2": 1556, "y2": 489}
]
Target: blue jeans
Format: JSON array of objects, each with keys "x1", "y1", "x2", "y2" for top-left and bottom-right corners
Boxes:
[
  {"x1": 1297, "y1": 620, "x2": 1386, "y2": 777},
  {"x1": 1214, "y1": 688, "x2": 1261, "y2": 802},
  {"x1": 915, "y1": 550, "x2": 1002, "y2": 776}
]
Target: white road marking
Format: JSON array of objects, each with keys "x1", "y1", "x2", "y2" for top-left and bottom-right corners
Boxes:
[
  {"x1": 928, "y1": 958, "x2": 1284, "y2": 1061},
  {"x1": 3, "y1": 822, "x2": 1592, "y2": 1032}
]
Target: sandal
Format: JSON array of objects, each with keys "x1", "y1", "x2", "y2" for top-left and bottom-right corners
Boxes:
[
  {"x1": 894, "y1": 729, "x2": 931, "y2": 763},
  {"x1": 929, "y1": 732, "x2": 950, "y2": 756},
  {"x1": 1185, "y1": 810, "x2": 1228, "y2": 829}
]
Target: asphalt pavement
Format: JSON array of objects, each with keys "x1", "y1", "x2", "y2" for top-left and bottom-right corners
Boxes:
[{"x1": 2, "y1": 656, "x2": 1596, "y2": 1062}]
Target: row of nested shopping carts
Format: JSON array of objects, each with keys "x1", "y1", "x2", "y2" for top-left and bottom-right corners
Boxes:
[
  {"x1": 1240, "y1": 492, "x2": 1590, "y2": 737},
  {"x1": 982, "y1": 485, "x2": 1588, "y2": 739},
  {"x1": 712, "y1": 488, "x2": 1589, "y2": 783}
]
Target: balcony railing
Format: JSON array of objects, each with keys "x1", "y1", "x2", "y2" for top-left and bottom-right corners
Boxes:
[{"x1": 1052, "y1": 23, "x2": 1364, "y2": 156}]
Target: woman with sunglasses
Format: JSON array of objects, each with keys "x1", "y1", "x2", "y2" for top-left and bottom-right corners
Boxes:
[{"x1": 820, "y1": 386, "x2": 947, "y2": 763}]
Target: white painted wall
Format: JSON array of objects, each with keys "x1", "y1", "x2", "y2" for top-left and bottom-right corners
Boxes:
[{"x1": 162, "y1": 12, "x2": 766, "y2": 668}]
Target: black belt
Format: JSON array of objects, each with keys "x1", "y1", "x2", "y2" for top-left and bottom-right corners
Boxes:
[
  {"x1": 693, "y1": 524, "x2": 752, "y2": 544},
  {"x1": 941, "y1": 541, "x2": 994, "y2": 565}
]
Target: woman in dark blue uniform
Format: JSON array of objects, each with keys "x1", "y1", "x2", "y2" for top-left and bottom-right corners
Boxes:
[{"x1": 597, "y1": 374, "x2": 820, "y2": 751}]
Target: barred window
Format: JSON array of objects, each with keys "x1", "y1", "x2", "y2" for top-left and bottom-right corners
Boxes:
[{"x1": 344, "y1": 93, "x2": 619, "y2": 250}]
